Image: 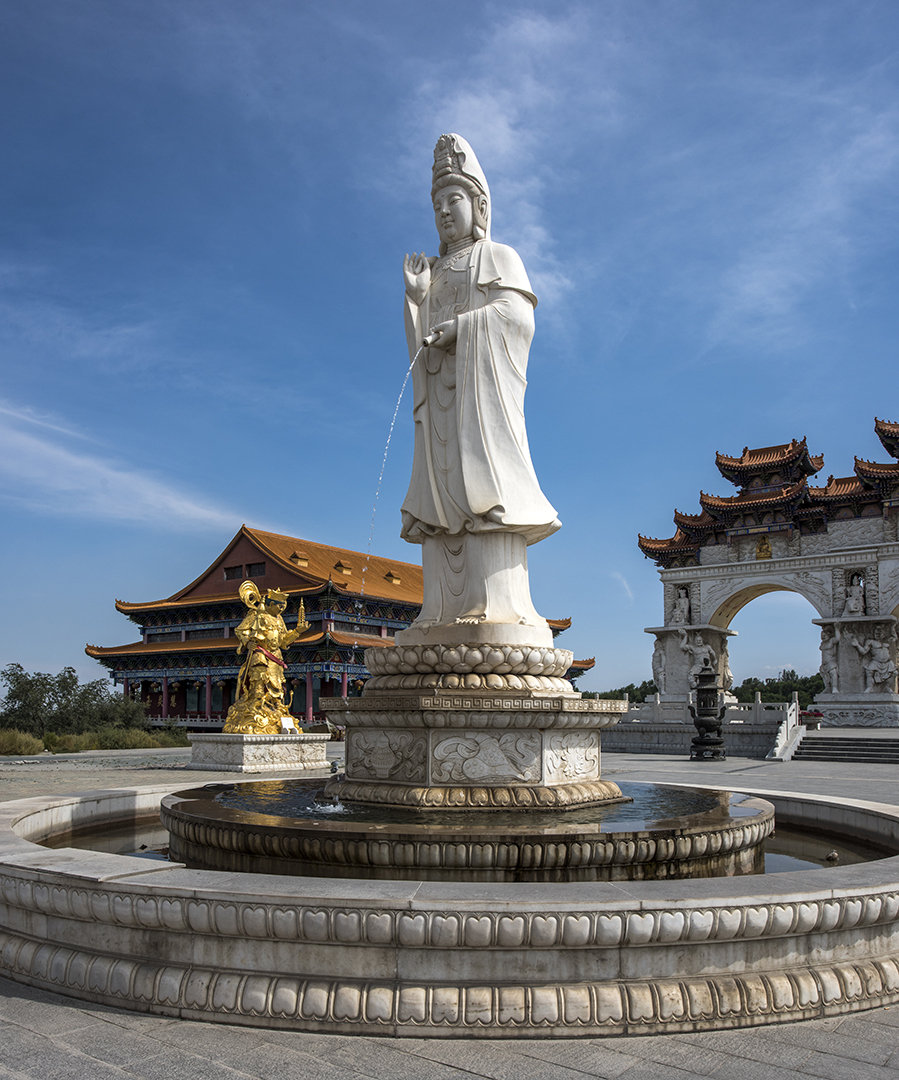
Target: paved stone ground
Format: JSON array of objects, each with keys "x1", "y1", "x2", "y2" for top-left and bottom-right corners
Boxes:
[{"x1": 1, "y1": 742, "x2": 898, "y2": 1080}]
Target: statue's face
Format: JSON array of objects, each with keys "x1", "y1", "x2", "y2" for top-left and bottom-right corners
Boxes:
[{"x1": 433, "y1": 184, "x2": 474, "y2": 245}]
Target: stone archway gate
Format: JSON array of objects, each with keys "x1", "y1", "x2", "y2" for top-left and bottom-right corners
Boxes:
[{"x1": 638, "y1": 423, "x2": 899, "y2": 727}]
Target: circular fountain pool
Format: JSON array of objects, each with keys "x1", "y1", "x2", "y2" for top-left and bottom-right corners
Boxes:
[
  {"x1": 2, "y1": 781, "x2": 898, "y2": 1037},
  {"x1": 162, "y1": 779, "x2": 775, "y2": 881}
]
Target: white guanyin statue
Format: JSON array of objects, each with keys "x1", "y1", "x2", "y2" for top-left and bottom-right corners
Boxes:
[{"x1": 399, "y1": 133, "x2": 559, "y2": 642}]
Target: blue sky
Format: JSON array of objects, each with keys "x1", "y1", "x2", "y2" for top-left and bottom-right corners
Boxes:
[{"x1": 3, "y1": 0, "x2": 899, "y2": 690}]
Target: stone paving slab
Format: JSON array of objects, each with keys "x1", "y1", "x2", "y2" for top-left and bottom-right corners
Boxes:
[{"x1": 0, "y1": 747, "x2": 898, "y2": 1078}]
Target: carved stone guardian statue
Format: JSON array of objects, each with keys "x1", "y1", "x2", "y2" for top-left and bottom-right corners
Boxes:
[{"x1": 849, "y1": 624, "x2": 898, "y2": 694}]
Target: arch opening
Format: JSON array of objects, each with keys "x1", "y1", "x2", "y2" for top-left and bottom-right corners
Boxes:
[{"x1": 723, "y1": 591, "x2": 823, "y2": 691}]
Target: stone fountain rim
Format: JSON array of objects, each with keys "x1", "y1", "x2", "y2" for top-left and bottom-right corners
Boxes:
[
  {"x1": 2, "y1": 782, "x2": 899, "y2": 1036},
  {"x1": 160, "y1": 778, "x2": 774, "y2": 842},
  {"x1": 3, "y1": 781, "x2": 898, "y2": 903}
]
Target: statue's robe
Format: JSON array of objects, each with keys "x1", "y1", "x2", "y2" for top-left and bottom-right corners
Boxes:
[
  {"x1": 401, "y1": 240, "x2": 559, "y2": 547},
  {"x1": 399, "y1": 240, "x2": 559, "y2": 631}
]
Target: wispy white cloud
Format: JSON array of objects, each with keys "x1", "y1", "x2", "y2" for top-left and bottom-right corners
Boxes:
[
  {"x1": 706, "y1": 94, "x2": 899, "y2": 349},
  {"x1": 612, "y1": 571, "x2": 634, "y2": 603},
  {"x1": 0, "y1": 406, "x2": 237, "y2": 531},
  {"x1": 0, "y1": 290, "x2": 165, "y2": 375},
  {"x1": 393, "y1": 8, "x2": 624, "y2": 307},
  {"x1": 0, "y1": 399, "x2": 91, "y2": 441}
]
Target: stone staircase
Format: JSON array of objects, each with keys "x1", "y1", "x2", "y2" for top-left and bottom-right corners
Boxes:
[{"x1": 792, "y1": 730, "x2": 899, "y2": 764}]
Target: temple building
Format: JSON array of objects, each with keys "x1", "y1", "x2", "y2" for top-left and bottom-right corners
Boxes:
[
  {"x1": 87, "y1": 525, "x2": 593, "y2": 727},
  {"x1": 635, "y1": 419, "x2": 899, "y2": 728}
]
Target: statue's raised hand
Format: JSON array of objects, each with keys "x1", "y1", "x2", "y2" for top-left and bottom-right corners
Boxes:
[{"x1": 403, "y1": 252, "x2": 430, "y2": 304}]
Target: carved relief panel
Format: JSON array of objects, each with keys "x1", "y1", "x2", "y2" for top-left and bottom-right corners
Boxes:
[
  {"x1": 346, "y1": 730, "x2": 427, "y2": 783},
  {"x1": 431, "y1": 732, "x2": 541, "y2": 784},
  {"x1": 544, "y1": 731, "x2": 599, "y2": 783}
]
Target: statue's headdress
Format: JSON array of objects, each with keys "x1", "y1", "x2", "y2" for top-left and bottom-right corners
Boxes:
[
  {"x1": 431, "y1": 133, "x2": 491, "y2": 253},
  {"x1": 265, "y1": 587, "x2": 289, "y2": 604}
]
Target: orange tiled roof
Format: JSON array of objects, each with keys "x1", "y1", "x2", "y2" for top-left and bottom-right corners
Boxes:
[
  {"x1": 873, "y1": 418, "x2": 899, "y2": 461},
  {"x1": 86, "y1": 638, "x2": 237, "y2": 658},
  {"x1": 86, "y1": 625, "x2": 397, "y2": 661},
  {"x1": 715, "y1": 437, "x2": 823, "y2": 474},
  {"x1": 547, "y1": 617, "x2": 571, "y2": 631},
  {"x1": 699, "y1": 479, "x2": 807, "y2": 512},
  {"x1": 328, "y1": 629, "x2": 393, "y2": 649},
  {"x1": 808, "y1": 475, "x2": 869, "y2": 499},
  {"x1": 570, "y1": 657, "x2": 595, "y2": 672},
  {"x1": 854, "y1": 457, "x2": 899, "y2": 481},
  {"x1": 672, "y1": 509, "x2": 717, "y2": 529},
  {"x1": 115, "y1": 525, "x2": 424, "y2": 612},
  {"x1": 637, "y1": 529, "x2": 700, "y2": 555}
]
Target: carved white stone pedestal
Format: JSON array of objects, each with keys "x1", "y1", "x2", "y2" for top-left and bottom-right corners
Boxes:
[
  {"x1": 188, "y1": 732, "x2": 330, "y2": 772},
  {"x1": 324, "y1": 688, "x2": 626, "y2": 809}
]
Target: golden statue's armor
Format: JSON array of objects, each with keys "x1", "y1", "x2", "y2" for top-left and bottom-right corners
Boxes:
[{"x1": 222, "y1": 581, "x2": 308, "y2": 735}]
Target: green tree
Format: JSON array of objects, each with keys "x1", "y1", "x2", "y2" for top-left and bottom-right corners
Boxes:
[
  {"x1": 0, "y1": 664, "x2": 146, "y2": 738},
  {"x1": 732, "y1": 668, "x2": 823, "y2": 710},
  {"x1": 586, "y1": 679, "x2": 658, "y2": 702},
  {"x1": 591, "y1": 669, "x2": 824, "y2": 710}
]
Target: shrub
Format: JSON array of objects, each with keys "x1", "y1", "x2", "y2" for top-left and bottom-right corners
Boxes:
[
  {"x1": 0, "y1": 728, "x2": 46, "y2": 755},
  {"x1": 151, "y1": 729, "x2": 191, "y2": 747},
  {"x1": 0, "y1": 663, "x2": 147, "y2": 738},
  {"x1": 49, "y1": 726, "x2": 190, "y2": 752}
]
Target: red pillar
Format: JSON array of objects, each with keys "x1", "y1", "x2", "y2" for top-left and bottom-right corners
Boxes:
[
  {"x1": 205, "y1": 674, "x2": 212, "y2": 720},
  {"x1": 340, "y1": 670, "x2": 348, "y2": 697},
  {"x1": 123, "y1": 678, "x2": 130, "y2": 698},
  {"x1": 305, "y1": 671, "x2": 314, "y2": 724},
  {"x1": 162, "y1": 677, "x2": 169, "y2": 719}
]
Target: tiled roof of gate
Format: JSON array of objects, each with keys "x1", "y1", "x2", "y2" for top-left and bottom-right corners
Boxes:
[
  {"x1": 699, "y1": 480, "x2": 807, "y2": 513},
  {"x1": 807, "y1": 475, "x2": 869, "y2": 499},
  {"x1": 715, "y1": 438, "x2": 823, "y2": 478},
  {"x1": 854, "y1": 458, "x2": 899, "y2": 482},
  {"x1": 637, "y1": 529, "x2": 700, "y2": 556}
]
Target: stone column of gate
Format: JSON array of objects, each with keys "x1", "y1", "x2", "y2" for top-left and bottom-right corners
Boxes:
[
  {"x1": 643, "y1": 623, "x2": 736, "y2": 724},
  {"x1": 321, "y1": 133, "x2": 627, "y2": 809},
  {"x1": 812, "y1": 616, "x2": 899, "y2": 727}
]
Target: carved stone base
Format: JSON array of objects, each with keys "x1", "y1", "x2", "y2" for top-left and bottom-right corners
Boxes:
[
  {"x1": 188, "y1": 732, "x2": 330, "y2": 772},
  {"x1": 814, "y1": 696, "x2": 899, "y2": 728},
  {"x1": 368, "y1": 642, "x2": 573, "y2": 676},
  {"x1": 364, "y1": 672, "x2": 575, "y2": 692},
  {"x1": 322, "y1": 693, "x2": 628, "y2": 811},
  {"x1": 364, "y1": 642, "x2": 576, "y2": 693},
  {"x1": 323, "y1": 776, "x2": 626, "y2": 810},
  {"x1": 6, "y1": 785, "x2": 899, "y2": 1034},
  {"x1": 163, "y1": 780, "x2": 772, "y2": 879}
]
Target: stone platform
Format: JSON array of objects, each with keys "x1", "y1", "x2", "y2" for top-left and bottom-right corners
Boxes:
[{"x1": 188, "y1": 732, "x2": 330, "y2": 773}]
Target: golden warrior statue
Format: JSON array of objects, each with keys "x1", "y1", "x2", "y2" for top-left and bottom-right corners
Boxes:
[{"x1": 222, "y1": 581, "x2": 309, "y2": 735}]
